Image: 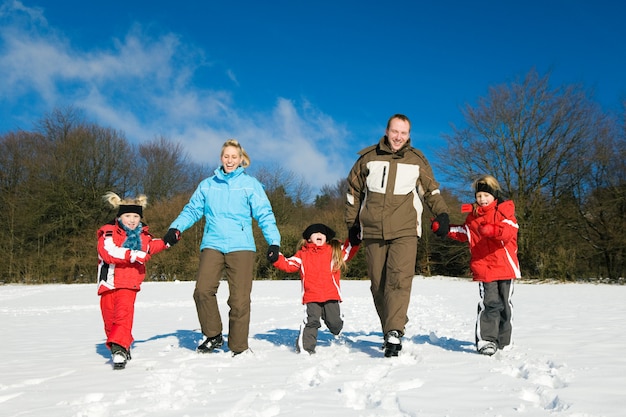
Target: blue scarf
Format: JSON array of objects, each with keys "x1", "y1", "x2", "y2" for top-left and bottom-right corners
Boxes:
[{"x1": 120, "y1": 221, "x2": 143, "y2": 250}]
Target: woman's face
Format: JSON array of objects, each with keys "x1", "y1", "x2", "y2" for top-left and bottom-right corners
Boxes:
[
  {"x1": 119, "y1": 213, "x2": 141, "y2": 230},
  {"x1": 221, "y1": 146, "x2": 242, "y2": 173},
  {"x1": 475, "y1": 191, "x2": 495, "y2": 207}
]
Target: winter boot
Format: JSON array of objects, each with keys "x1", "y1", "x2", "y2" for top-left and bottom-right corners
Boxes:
[
  {"x1": 111, "y1": 343, "x2": 129, "y2": 370},
  {"x1": 197, "y1": 334, "x2": 224, "y2": 353},
  {"x1": 383, "y1": 330, "x2": 403, "y2": 358},
  {"x1": 478, "y1": 341, "x2": 498, "y2": 356}
]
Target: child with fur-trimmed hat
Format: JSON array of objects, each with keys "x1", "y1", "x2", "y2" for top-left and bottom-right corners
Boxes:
[
  {"x1": 97, "y1": 192, "x2": 170, "y2": 369},
  {"x1": 268, "y1": 223, "x2": 361, "y2": 354},
  {"x1": 433, "y1": 174, "x2": 521, "y2": 356}
]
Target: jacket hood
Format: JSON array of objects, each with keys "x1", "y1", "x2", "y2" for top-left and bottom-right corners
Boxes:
[{"x1": 214, "y1": 165, "x2": 245, "y2": 181}]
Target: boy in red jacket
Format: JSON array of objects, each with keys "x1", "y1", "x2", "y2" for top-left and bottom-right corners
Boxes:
[
  {"x1": 269, "y1": 223, "x2": 360, "y2": 354},
  {"x1": 97, "y1": 192, "x2": 169, "y2": 369},
  {"x1": 434, "y1": 175, "x2": 520, "y2": 356}
]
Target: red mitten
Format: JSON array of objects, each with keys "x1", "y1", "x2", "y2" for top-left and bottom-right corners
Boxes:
[{"x1": 478, "y1": 223, "x2": 497, "y2": 238}]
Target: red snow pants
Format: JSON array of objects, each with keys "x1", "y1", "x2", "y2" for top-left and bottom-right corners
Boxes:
[{"x1": 100, "y1": 288, "x2": 138, "y2": 350}]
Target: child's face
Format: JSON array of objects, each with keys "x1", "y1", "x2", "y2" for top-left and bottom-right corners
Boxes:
[
  {"x1": 119, "y1": 213, "x2": 141, "y2": 230},
  {"x1": 475, "y1": 191, "x2": 495, "y2": 207},
  {"x1": 308, "y1": 232, "x2": 327, "y2": 246},
  {"x1": 221, "y1": 145, "x2": 243, "y2": 174}
]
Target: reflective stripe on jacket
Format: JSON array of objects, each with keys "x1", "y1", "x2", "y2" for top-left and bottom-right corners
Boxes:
[
  {"x1": 96, "y1": 221, "x2": 167, "y2": 294},
  {"x1": 273, "y1": 239, "x2": 359, "y2": 304},
  {"x1": 346, "y1": 137, "x2": 449, "y2": 239},
  {"x1": 448, "y1": 199, "x2": 521, "y2": 282}
]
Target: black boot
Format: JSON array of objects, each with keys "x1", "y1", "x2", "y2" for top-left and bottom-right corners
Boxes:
[
  {"x1": 383, "y1": 330, "x2": 403, "y2": 357},
  {"x1": 111, "y1": 343, "x2": 129, "y2": 369},
  {"x1": 197, "y1": 334, "x2": 224, "y2": 353}
]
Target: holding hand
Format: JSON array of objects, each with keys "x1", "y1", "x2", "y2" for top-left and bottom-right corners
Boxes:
[
  {"x1": 267, "y1": 245, "x2": 280, "y2": 263},
  {"x1": 432, "y1": 213, "x2": 450, "y2": 237},
  {"x1": 163, "y1": 228, "x2": 181, "y2": 247},
  {"x1": 478, "y1": 223, "x2": 497, "y2": 238},
  {"x1": 348, "y1": 224, "x2": 362, "y2": 246}
]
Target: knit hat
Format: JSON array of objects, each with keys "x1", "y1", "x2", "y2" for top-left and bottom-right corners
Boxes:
[
  {"x1": 475, "y1": 182, "x2": 498, "y2": 198},
  {"x1": 117, "y1": 204, "x2": 143, "y2": 218},
  {"x1": 302, "y1": 223, "x2": 336, "y2": 240}
]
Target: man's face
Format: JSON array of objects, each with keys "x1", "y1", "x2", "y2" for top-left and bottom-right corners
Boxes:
[{"x1": 385, "y1": 118, "x2": 410, "y2": 152}]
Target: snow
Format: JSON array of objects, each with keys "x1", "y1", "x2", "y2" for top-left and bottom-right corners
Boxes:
[{"x1": 1, "y1": 276, "x2": 624, "y2": 417}]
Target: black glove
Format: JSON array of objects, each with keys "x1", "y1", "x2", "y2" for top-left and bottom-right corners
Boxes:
[
  {"x1": 267, "y1": 245, "x2": 280, "y2": 263},
  {"x1": 348, "y1": 224, "x2": 361, "y2": 246},
  {"x1": 433, "y1": 213, "x2": 450, "y2": 238},
  {"x1": 163, "y1": 228, "x2": 181, "y2": 247}
]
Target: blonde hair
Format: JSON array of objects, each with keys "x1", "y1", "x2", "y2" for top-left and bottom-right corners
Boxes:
[
  {"x1": 103, "y1": 191, "x2": 148, "y2": 209},
  {"x1": 473, "y1": 175, "x2": 502, "y2": 194},
  {"x1": 222, "y1": 139, "x2": 251, "y2": 168},
  {"x1": 103, "y1": 192, "x2": 148, "y2": 219},
  {"x1": 296, "y1": 237, "x2": 348, "y2": 272}
]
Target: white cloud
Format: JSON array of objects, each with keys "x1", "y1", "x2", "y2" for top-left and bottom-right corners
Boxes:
[
  {"x1": 0, "y1": 0, "x2": 46, "y2": 25},
  {"x1": 0, "y1": 1, "x2": 352, "y2": 193}
]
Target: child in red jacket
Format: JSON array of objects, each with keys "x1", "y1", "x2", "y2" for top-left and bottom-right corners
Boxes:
[
  {"x1": 269, "y1": 223, "x2": 360, "y2": 354},
  {"x1": 97, "y1": 192, "x2": 169, "y2": 369},
  {"x1": 433, "y1": 175, "x2": 520, "y2": 356}
]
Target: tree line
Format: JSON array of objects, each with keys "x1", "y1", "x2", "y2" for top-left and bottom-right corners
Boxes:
[{"x1": 1, "y1": 70, "x2": 624, "y2": 284}]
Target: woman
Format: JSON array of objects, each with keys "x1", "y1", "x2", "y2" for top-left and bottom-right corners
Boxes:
[{"x1": 164, "y1": 139, "x2": 281, "y2": 355}]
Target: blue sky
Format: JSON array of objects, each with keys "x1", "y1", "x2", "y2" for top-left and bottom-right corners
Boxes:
[{"x1": 1, "y1": 0, "x2": 625, "y2": 193}]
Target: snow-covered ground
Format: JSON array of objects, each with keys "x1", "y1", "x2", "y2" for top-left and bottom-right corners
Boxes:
[{"x1": 1, "y1": 276, "x2": 624, "y2": 417}]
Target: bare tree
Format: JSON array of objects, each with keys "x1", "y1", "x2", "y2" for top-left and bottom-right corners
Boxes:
[
  {"x1": 138, "y1": 136, "x2": 192, "y2": 201},
  {"x1": 254, "y1": 166, "x2": 312, "y2": 224},
  {"x1": 571, "y1": 110, "x2": 626, "y2": 279},
  {"x1": 0, "y1": 131, "x2": 37, "y2": 281},
  {"x1": 438, "y1": 69, "x2": 603, "y2": 278}
]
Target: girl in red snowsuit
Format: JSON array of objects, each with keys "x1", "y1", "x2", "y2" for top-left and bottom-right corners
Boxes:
[
  {"x1": 97, "y1": 192, "x2": 169, "y2": 368},
  {"x1": 435, "y1": 175, "x2": 520, "y2": 356},
  {"x1": 270, "y1": 223, "x2": 360, "y2": 354}
]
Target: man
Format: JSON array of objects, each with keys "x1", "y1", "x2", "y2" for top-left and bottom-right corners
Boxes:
[{"x1": 345, "y1": 114, "x2": 450, "y2": 357}]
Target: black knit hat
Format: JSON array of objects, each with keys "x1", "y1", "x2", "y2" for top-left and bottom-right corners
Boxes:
[
  {"x1": 302, "y1": 223, "x2": 336, "y2": 240},
  {"x1": 475, "y1": 182, "x2": 498, "y2": 198},
  {"x1": 117, "y1": 204, "x2": 143, "y2": 218}
]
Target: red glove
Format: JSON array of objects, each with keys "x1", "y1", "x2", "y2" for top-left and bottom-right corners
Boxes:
[
  {"x1": 431, "y1": 213, "x2": 449, "y2": 237},
  {"x1": 478, "y1": 223, "x2": 497, "y2": 238}
]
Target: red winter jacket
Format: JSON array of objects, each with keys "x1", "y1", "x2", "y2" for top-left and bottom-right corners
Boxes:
[
  {"x1": 97, "y1": 220, "x2": 167, "y2": 294},
  {"x1": 273, "y1": 239, "x2": 359, "y2": 304},
  {"x1": 447, "y1": 200, "x2": 520, "y2": 282}
]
